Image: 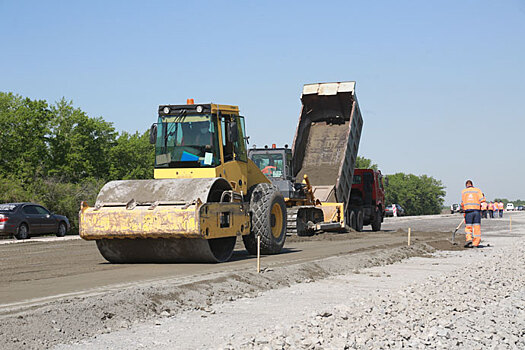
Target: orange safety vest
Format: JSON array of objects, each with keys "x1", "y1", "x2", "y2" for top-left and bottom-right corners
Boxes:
[
  {"x1": 481, "y1": 202, "x2": 487, "y2": 210},
  {"x1": 262, "y1": 165, "x2": 276, "y2": 175},
  {"x1": 461, "y1": 186, "x2": 485, "y2": 210},
  {"x1": 488, "y1": 203, "x2": 494, "y2": 210},
  {"x1": 498, "y1": 202, "x2": 504, "y2": 210}
]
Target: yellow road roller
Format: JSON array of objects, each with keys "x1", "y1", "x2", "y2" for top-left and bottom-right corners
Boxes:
[{"x1": 79, "y1": 102, "x2": 287, "y2": 263}]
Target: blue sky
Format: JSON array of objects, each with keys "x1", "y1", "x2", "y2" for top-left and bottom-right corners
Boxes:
[{"x1": 1, "y1": 0, "x2": 524, "y2": 204}]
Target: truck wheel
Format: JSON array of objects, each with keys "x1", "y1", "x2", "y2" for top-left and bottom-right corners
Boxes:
[
  {"x1": 15, "y1": 223, "x2": 29, "y2": 240},
  {"x1": 371, "y1": 210, "x2": 382, "y2": 231},
  {"x1": 347, "y1": 210, "x2": 356, "y2": 231},
  {"x1": 243, "y1": 183, "x2": 287, "y2": 255},
  {"x1": 355, "y1": 210, "x2": 363, "y2": 232}
]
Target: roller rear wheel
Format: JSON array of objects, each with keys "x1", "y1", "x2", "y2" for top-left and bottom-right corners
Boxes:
[{"x1": 243, "y1": 183, "x2": 287, "y2": 255}]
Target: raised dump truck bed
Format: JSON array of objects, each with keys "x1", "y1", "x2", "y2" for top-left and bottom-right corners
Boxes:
[{"x1": 292, "y1": 81, "x2": 363, "y2": 223}]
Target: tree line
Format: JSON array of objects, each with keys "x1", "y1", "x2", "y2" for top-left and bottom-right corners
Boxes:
[
  {"x1": 0, "y1": 92, "x2": 154, "y2": 232},
  {"x1": 355, "y1": 156, "x2": 446, "y2": 215}
]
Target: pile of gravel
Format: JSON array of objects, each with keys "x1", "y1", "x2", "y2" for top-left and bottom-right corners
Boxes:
[{"x1": 224, "y1": 240, "x2": 525, "y2": 349}]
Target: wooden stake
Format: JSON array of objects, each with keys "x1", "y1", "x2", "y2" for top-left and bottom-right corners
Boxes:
[
  {"x1": 257, "y1": 235, "x2": 261, "y2": 273},
  {"x1": 408, "y1": 227, "x2": 411, "y2": 246}
]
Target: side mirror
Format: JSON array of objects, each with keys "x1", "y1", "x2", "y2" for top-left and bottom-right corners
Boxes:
[
  {"x1": 149, "y1": 124, "x2": 157, "y2": 144},
  {"x1": 230, "y1": 121, "x2": 239, "y2": 142}
]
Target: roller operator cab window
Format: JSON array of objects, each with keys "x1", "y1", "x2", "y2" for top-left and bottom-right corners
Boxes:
[
  {"x1": 251, "y1": 153, "x2": 284, "y2": 178},
  {"x1": 220, "y1": 115, "x2": 248, "y2": 163},
  {"x1": 155, "y1": 114, "x2": 221, "y2": 168},
  {"x1": 352, "y1": 175, "x2": 362, "y2": 184}
]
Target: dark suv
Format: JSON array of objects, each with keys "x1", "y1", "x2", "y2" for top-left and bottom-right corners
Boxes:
[{"x1": 0, "y1": 203, "x2": 70, "y2": 239}]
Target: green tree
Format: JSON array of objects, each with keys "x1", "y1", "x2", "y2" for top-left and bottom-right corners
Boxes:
[
  {"x1": 0, "y1": 92, "x2": 52, "y2": 181},
  {"x1": 385, "y1": 173, "x2": 446, "y2": 215},
  {"x1": 355, "y1": 156, "x2": 378, "y2": 170},
  {"x1": 48, "y1": 98, "x2": 117, "y2": 182},
  {"x1": 0, "y1": 176, "x2": 35, "y2": 203},
  {"x1": 108, "y1": 130, "x2": 154, "y2": 180}
]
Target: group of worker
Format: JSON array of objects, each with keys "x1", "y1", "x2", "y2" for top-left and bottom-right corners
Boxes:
[{"x1": 480, "y1": 200, "x2": 504, "y2": 219}]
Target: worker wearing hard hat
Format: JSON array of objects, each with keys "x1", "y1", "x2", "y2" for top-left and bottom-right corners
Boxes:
[
  {"x1": 480, "y1": 200, "x2": 488, "y2": 219},
  {"x1": 461, "y1": 180, "x2": 486, "y2": 248},
  {"x1": 498, "y1": 201, "x2": 504, "y2": 217}
]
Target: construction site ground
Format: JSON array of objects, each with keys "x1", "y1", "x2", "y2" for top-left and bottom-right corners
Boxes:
[{"x1": 1, "y1": 212, "x2": 523, "y2": 349}]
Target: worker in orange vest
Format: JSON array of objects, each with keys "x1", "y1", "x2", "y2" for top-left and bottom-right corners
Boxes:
[
  {"x1": 493, "y1": 200, "x2": 499, "y2": 218},
  {"x1": 461, "y1": 180, "x2": 486, "y2": 247},
  {"x1": 498, "y1": 201, "x2": 504, "y2": 217},
  {"x1": 488, "y1": 201, "x2": 494, "y2": 218},
  {"x1": 480, "y1": 200, "x2": 488, "y2": 218}
]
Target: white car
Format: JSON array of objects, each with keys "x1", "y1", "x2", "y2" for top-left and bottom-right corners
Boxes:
[
  {"x1": 450, "y1": 203, "x2": 461, "y2": 214},
  {"x1": 506, "y1": 203, "x2": 514, "y2": 211}
]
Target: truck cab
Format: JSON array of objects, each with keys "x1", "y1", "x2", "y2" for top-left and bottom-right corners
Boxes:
[{"x1": 350, "y1": 169, "x2": 386, "y2": 230}]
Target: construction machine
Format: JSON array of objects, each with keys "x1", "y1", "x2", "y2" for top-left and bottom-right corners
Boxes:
[
  {"x1": 249, "y1": 81, "x2": 361, "y2": 234},
  {"x1": 79, "y1": 102, "x2": 287, "y2": 263},
  {"x1": 250, "y1": 81, "x2": 383, "y2": 234},
  {"x1": 248, "y1": 145, "x2": 342, "y2": 235}
]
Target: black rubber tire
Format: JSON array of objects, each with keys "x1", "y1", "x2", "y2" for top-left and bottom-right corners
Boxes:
[
  {"x1": 347, "y1": 210, "x2": 356, "y2": 231},
  {"x1": 56, "y1": 222, "x2": 67, "y2": 237},
  {"x1": 371, "y1": 210, "x2": 382, "y2": 231},
  {"x1": 243, "y1": 183, "x2": 287, "y2": 255},
  {"x1": 355, "y1": 210, "x2": 364, "y2": 232},
  {"x1": 15, "y1": 223, "x2": 29, "y2": 240}
]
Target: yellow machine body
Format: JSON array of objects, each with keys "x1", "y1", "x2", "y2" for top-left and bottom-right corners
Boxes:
[{"x1": 79, "y1": 103, "x2": 280, "y2": 263}]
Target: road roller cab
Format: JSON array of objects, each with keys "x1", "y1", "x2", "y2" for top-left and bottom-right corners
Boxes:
[{"x1": 79, "y1": 102, "x2": 287, "y2": 263}]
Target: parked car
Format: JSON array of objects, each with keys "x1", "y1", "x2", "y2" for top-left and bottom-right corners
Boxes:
[
  {"x1": 517, "y1": 206, "x2": 524, "y2": 211},
  {"x1": 385, "y1": 204, "x2": 405, "y2": 217},
  {"x1": 506, "y1": 203, "x2": 514, "y2": 211},
  {"x1": 450, "y1": 203, "x2": 461, "y2": 214},
  {"x1": 0, "y1": 203, "x2": 70, "y2": 239}
]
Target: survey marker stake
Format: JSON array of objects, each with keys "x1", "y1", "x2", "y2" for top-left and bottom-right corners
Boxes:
[{"x1": 257, "y1": 235, "x2": 261, "y2": 273}]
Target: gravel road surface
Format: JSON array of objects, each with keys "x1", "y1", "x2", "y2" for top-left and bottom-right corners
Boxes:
[{"x1": 0, "y1": 212, "x2": 521, "y2": 349}]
